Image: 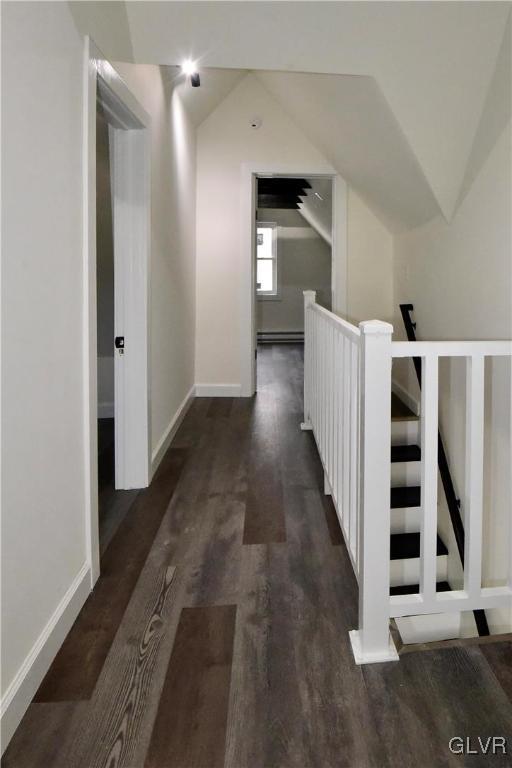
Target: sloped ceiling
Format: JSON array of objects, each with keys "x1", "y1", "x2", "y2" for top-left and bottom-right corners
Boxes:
[
  {"x1": 69, "y1": 1, "x2": 511, "y2": 230},
  {"x1": 255, "y1": 70, "x2": 439, "y2": 231},
  {"x1": 298, "y1": 179, "x2": 333, "y2": 246},
  {"x1": 121, "y1": 1, "x2": 509, "y2": 223},
  {"x1": 161, "y1": 66, "x2": 246, "y2": 127}
]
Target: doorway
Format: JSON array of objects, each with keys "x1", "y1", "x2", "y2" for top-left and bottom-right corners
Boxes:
[
  {"x1": 95, "y1": 97, "x2": 141, "y2": 553},
  {"x1": 85, "y1": 41, "x2": 151, "y2": 585},
  {"x1": 254, "y1": 176, "x2": 334, "y2": 388},
  {"x1": 240, "y1": 165, "x2": 346, "y2": 397}
]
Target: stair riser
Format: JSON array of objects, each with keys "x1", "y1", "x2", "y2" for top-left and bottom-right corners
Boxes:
[
  {"x1": 390, "y1": 554, "x2": 447, "y2": 587},
  {"x1": 391, "y1": 462, "x2": 421, "y2": 486},
  {"x1": 391, "y1": 507, "x2": 422, "y2": 534},
  {"x1": 391, "y1": 420, "x2": 420, "y2": 446},
  {"x1": 396, "y1": 612, "x2": 461, "y2": 644}
]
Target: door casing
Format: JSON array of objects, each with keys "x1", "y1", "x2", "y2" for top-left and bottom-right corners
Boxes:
[
  {"x1": 240, "y1": 163, "x2": 347, "y2": 396},
  {"x1": 84, "y1": 38, "x2": 151, "y2": 586}
]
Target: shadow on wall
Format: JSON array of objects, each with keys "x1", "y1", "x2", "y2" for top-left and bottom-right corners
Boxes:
[
  {"x1": 96, "y1": 101, "x2": 115, "y2": 417},
  {"x1": 256, "y1": 208, "x2": 331, "y2": 334}
]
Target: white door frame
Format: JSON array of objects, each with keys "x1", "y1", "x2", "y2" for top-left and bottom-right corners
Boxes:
[
  {"x1": 83, "y1": 38, "x2": 151, "y2": 586},
  {"x1": 240, "y1": 163, "x2": 347, "y2": 396}
]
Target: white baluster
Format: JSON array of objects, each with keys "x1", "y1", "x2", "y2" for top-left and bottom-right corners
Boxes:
[
  {"x1": 420, "y1": 354, "x2": 438, "y2": 602},
  {"x1": 349, "y1": 340, "x2": 359, "y2": 560},
  {"x1": 301, "y1": 290, "x2": 316, "y2": 431},
  {"x1": 464, "y1": 354, "x2": 484, "y2": 600}
]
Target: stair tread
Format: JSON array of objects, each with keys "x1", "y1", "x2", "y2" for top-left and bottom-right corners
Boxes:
[
  {"x1": 390, "y1": 532, "x2": 448, "y2": 560},
  {"x1": 390, "y1": 581, "x2": 451, "y2": 596},
  {"x1": 391, "y1": 444, "x2": 421, "y2": 463},
  {"x1": 391, "y1": 393, "x2": 419, "y2": 422},
  {"x1": 391, "y1": 486, "x2": 421, "y2": 508}
]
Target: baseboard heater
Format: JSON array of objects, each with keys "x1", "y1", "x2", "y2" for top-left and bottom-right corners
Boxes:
[{"x1": 257, "y1": 331, "x2": 304, "y2": 344}]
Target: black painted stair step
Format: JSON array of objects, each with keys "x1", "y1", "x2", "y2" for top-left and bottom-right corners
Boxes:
[
  {"x1": 390, "y1": 581, "x2": 451, "y2": 596},
  {"x1": 390, "y1": 532, "x2": 448, "y2": 560},
  {"x1": 391, "y1": 486, "x2": 421, "y2": 508},
  {"x1": 391, "y1": 444, "x2": 421, "y2": 463}
]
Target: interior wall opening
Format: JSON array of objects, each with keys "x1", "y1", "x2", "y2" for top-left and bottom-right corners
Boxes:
[
  {"x1": 95, "y1": 91, "x2": 139, "y2": 556},
  {"x1": 255, "y1": 175, "x2": 333, "y2": 386}
]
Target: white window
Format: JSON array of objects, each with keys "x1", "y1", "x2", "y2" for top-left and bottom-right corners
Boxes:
[{"x1": 256, "y1": 222, "x2": 278, "y2": 298}]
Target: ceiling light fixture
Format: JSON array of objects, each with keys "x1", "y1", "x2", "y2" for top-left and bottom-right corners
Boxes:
[{"x1": 181, "y1": 59, "x2": 201, "y2": 87}]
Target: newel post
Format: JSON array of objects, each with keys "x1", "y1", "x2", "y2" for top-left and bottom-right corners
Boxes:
[
  {"x1": 349, "y1": 320, "x2": 399, "y2": 664},
  {"x1": 301, "y1": 290, "x2": 316, "y2": 431}
]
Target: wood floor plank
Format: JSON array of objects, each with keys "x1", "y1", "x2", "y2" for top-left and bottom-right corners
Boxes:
[
  {"x1": 144, "y1": 605, "x2": 237, "y2": 768},
  {"x1": 76, "y1": 568, "x2": 177, "y2": 768},
  {"x1": 65, "y1": 433, "x2": 220, "y2": 768},
  {"x1": 321, "y1": 495, "x2": 343, "y2": 545},
  {"x1": 243, "y1": 395, "x2": 286, "y2": 545},
  {"x1": 363, "y1": 644, "x2": 512, "y2": 767},
  {"x1": 207, "y1": 397, "x2": 234, "y2": 419},
  {"x1": 34, "y1": 448, "x2": 188, "y2": 702},
  {"x1": 1, "y1": 702, "x2": 87, "y2": 768},
  {"x1": 481, "y1": 641, "x2": 512, "y2": 704},
  {"x1": 7, "y1": 344, "x2": 512, "y2": 768}
]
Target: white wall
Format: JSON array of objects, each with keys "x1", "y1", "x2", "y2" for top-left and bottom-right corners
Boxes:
[
  {"x1": 114, "y1": 63, "x2": 197, "y2": 459},
  {"x1": 1, "y1": 0, "x2": 87, "y2": 737},
  {"x1": 393, "y1": 120, "x2": 512, "y2": 633},
  {"x1": 1, "y1": 7, "x2": 197, "y2": 748},
  {"x1": 346, "y1": 188, "x2": 395, "y2": 326},
  {"x1": 195, "y1": 73, "x2": 332, "y2": 388},
  {"x1": 256, "y1": 212, "x2": 331, "y2": 333}
]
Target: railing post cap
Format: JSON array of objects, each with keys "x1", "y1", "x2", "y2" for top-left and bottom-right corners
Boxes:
[{"x1": 359, "y1": 319, "x2": 394, "y2": 336}]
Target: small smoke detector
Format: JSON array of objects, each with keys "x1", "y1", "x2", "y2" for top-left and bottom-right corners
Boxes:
[{"x1": 250, "y1": 117, "x2": 262, "y2": 129}]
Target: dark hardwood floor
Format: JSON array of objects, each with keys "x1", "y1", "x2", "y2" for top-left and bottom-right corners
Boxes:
[
  {"x1": 4, "y1": 344, "x2": 512, "y2": 767},
  {"x1": 97, "y1": 417, "x2": 140, "y2": 555}
]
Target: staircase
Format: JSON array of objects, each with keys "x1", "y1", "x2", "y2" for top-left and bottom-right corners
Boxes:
[
  {"x1": 303, "y1": 290, "x2": 512, "y2": 663},
  {"x1": 389, "y1": 393, "x2": 463, "y2": 644}
]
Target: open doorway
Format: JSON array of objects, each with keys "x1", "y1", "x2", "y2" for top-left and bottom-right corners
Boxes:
[
  {"x1": 255, "y1": 176, "x2": 333, "y2": 387},
  {"x1": 85, "y1": 44, "x2": 152, "y2": 585},
  {"x1": 95, "y1": 97, "x2": 139, "y2": 553}
]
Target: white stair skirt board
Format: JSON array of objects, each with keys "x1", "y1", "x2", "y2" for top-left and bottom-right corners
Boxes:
[
  {"x1": 391, "y1": 420, "x2": 420, "y2": 446},
  {"x1": 194, "y1": 384, "x2": 242, "y2": 397},
  {"x1": 0, "y1": 563, "x2": 91, "y2": 754},
  {"x1": 396, "y1": 612, "x2": 462, "y2": 644},
  {"x1": 390, "y1": 554, "x2": 448, "y2": 588},
  {"x1": 151, "y1": 386, "x2": 195, "y2": 478},
  {"x1": 349, "y1": 630, "x2": 400, "y2": 665},
  {"x1": 392, "y1": 380, "x2": 420, "y2": 416},
  {"x1": 390, "y1": 507, "x2": 422, "y2": 534},
  {"x1": 391, "y1": 461, "x2": 421, "y2": 486}
]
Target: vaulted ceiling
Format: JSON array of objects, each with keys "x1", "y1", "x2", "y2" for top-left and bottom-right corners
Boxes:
[{"x1": 69, "y1": 1, "x2": 511, "y2": 232}]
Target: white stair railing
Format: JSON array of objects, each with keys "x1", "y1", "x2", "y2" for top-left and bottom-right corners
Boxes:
[
  {"x1": 303, "y1": 291, "x2": 512, "y2": 665},
  {"x1": 390, "y1": 340, "x2": 512, "y2": 621},
  {"x1": 302, "y1": 291, "x2": 398, "y2": 663}
]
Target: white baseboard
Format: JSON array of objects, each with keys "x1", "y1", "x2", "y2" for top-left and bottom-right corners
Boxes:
[
  {"x1": 98, "y1": 401, "x2": 114, "y2": 419},
  {"x1": 392, "y1": 379, "x2": 420, "y2": 416},
  {"x1": 257, "y1": 330, "x2": 304, "y2": 343},
  {"x1": 0, "y1": 563, "x2": 91, "y2": 754},
  {"x1": 194, "y1": 383, "x2": 242, "y2": 397},
  {"x1": 151, "y1": 385, "x2": 195, "y2": 477}
]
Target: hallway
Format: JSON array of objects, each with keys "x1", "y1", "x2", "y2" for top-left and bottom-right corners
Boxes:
[{"x1": 4, "y1": 345, "x2": 512, "y2": 768}]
